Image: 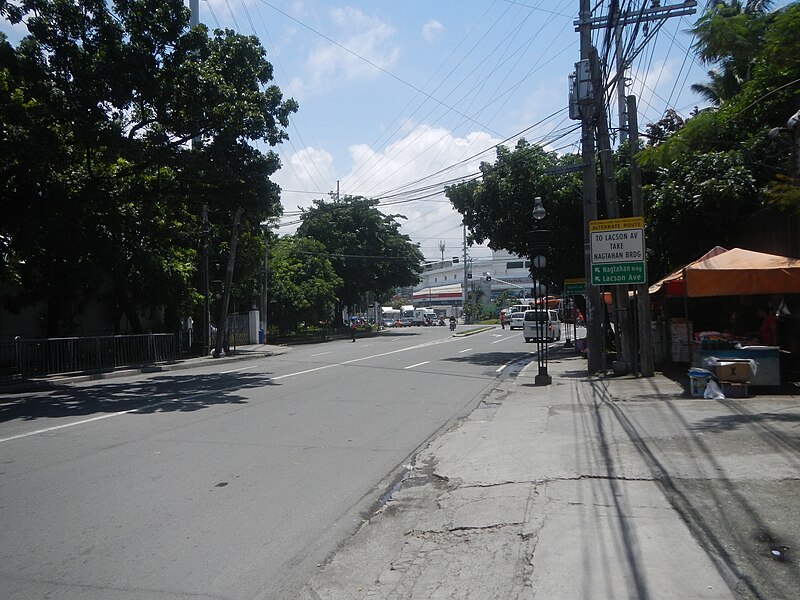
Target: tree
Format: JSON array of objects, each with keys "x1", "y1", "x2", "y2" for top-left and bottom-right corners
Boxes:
[
  {"x1": 296, "y1": 196, "x2": 424, "y2": 323},
  {"x1": 643, "y1": 150, "x2": 760, "y2": 278},
  {"x1": 446, "y1": 139, "x2": 585, "y2": 292},
  {"x1": 645, "y1": 109, "x2": 686, "y2": 146},
  {"x1": 638, "y1": 2, "x2": 800, "y2": 276},
  {"x1": 267, "y1": 236, "x2": 342, "y2": 334},
  {"x1": 690, "y1": 0, "x2": 774, "y2": 104},
  {"x1": 0, "y1": 0, "x2": 297, "y2": 336},
  {"x1": 464, "y1": 281, "x2": 486, "y2": 324}
]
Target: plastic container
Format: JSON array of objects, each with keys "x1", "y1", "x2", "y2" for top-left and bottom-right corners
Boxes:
[
  {"x1": 689, "y1": 375, "x2": 711, "y2": 398},
  {"x1": 688, "y1": 367, "x2": 713, "y2": 398}
]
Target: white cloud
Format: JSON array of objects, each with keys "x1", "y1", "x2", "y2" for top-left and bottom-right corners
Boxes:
[
  {"x1": 289, "y1": 7, "x2": 399, "y2": 98},
  {"x1": 273, "y1": 146, "x2": 336, "y2": 224},
  {"x1": 421, "y1": 19, "x2": 444, "y2": 43},
  {"x1": 501, "y1": 84, "x2": 571, "y2": 151},
  {"x1": 627, "y1": 58, "x2": 697, "y2": 122},
  {"x1": 342, "y1": 126, "x2": 499, "y2": 260},
  {"x1": 276, "y1": 125, "x2": 502, "y2": 260}
]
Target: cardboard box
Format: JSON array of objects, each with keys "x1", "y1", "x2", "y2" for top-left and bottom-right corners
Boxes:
[
  {"x1": 715, "y1": 360, "x2": 753, "y2": 382},
  {"x1": 720, "y1": 382, "x2": 749, "y2": 398}
]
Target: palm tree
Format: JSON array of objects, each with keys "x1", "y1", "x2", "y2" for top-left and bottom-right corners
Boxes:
[
  {"x1": 689, "y1": 63, "x2": 742, "y2": 106},
  {"x1": 689, "y1": 1, "x2": 774, "y2": 104}
]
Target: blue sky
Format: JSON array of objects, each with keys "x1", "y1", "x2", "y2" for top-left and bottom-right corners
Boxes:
[{"x1": 2, "y1": 1, "x2": 721, "y2": 261}]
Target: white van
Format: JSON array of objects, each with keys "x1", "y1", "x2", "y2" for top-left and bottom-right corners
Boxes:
[
  {"x1": 523, "y1": 309, "x2": 561, "y2": 342},
  {"x1": 509, "y1": 311, "x2": 526, "y2": 330}
]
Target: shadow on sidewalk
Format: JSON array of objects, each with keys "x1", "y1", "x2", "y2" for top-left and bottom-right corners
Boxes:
[{"x1": 581, "y1": 374, "x2": 800, "y2": 599}]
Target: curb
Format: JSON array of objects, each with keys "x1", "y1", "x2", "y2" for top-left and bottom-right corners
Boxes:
[{"x1": 453, "y1": 326, "x2": 495, "y2": 337}]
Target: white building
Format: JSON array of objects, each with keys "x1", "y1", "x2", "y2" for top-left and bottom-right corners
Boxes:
[{"x1": 412, "y1": 249, "x2": 535, "y2": 309}]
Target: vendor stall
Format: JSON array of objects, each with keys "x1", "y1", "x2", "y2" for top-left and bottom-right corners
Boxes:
[
  {"x1": 649, "y1": 247, "x2": 800, "y2": 385},
  {"x1": 692, "y1": 345, "x2": 781, "y2": 386}
]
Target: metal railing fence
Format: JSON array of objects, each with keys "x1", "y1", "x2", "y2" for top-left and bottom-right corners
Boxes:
[{"x1": 0, "y1": 333, "x2": 180, "y2": 382}]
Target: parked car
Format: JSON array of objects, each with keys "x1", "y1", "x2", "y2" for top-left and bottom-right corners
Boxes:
[
  {"x1": 509, "y1": 311, "x2": 526, "y2": 330},
  {"x1": 523, "y1": 309, "x2": 562, "y2": 342}
]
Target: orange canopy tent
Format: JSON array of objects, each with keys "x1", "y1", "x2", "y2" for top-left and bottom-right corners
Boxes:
[{"x1": 649, "y1": 247, "x2": 800, "y2": 298}]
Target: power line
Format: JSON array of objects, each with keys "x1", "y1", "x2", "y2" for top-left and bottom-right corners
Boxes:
[{"x1": 254, "y1": 0, "x2": 504, "y2": 137}]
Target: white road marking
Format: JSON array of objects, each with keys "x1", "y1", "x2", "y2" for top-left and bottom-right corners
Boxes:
[
  {"x1": 0, "y1": 413, "x2": 133, "y2": 443},
  {"x1": 271, "y1": 364, "x2": 339, "y2": 380},
  {"x1": 496, "y1": 352, "x2": 536, "y2": 374},
  {"x1": 459, "y1": 348, "x2": 472, "y2": 353},
  {"x1": 1, "y1": 336, "x2": 458, "y2": 443},
  {"x1": 492, "y1": 336, "x2": 515, "y2": 344},
  {"x1": 220, "y1": 365, "x2": 257, "y2": 374},
  {"x1": 310, "y1": 351, "x2": 332, "y2": 357},
  {"x1": 404, "y1": 361, "x2": 430, "y2": 370},
  {"x1": 0, "y1": 390, "x2": 211, "y2": 444}
]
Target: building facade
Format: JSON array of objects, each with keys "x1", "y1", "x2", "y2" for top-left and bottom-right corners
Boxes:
[{"x1": 412, "y1": 249, "x2": 536, "y2": 309}]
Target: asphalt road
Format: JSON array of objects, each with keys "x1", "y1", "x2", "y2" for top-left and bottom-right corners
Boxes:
[{"x1": 0, "y1": 325, "x2": 545, "y2": 600}]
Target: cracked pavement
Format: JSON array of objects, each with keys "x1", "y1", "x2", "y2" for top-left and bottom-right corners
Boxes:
[{"x1": 299, "y1": 354, "x2": 800, "y2": 600}]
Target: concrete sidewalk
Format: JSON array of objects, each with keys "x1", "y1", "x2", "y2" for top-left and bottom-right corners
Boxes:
[{"x1": 300, "y1": 350, "x2": 800, "y2": 599}]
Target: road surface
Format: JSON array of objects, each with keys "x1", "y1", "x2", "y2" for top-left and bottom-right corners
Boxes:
[{"x1": 0, "y1": 326, "x2": 549, "y2": 599}]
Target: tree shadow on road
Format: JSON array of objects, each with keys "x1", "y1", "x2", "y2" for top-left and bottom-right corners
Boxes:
[
  {"x1": 690, "y1": 410, "x2": 800, "y2": 434},
  {"x1": 442, "y1": 351, "x2": 532, "y2": 367},
  {"x1": 0, "y1": 371, "x2": 277, "y2": 423}
]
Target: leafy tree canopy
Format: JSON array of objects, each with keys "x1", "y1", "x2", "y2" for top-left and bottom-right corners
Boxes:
[
  {"x1": 0, "y1": 0, "x2": 297, "y2": 335},
  {"x1": 267, "y1": 236, "x2": 342, "y2": 334},
  {"x1": 641, "y1": 2, "x2": 798, "y2": 168},
  {"x1": 636, "y1": 2, "x2": 800, "y2": 275},
  {"x1": 296, "y1": 195, "x2": 424, "y2": 321},
  {"x1": 446, "y1": 139, "x2": 585, "y2": 291}
]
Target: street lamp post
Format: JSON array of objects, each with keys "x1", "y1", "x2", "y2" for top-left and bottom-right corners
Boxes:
[
  {"x1": 531, "y1": 196, "x2": 552, "y2": 386},
  {"x1": 564, "y1": 297, "x2": 574, "y2": 348}
]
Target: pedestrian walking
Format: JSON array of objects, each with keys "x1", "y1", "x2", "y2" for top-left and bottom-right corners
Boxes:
[{"x1": 351, "y1": 321, "x2": 357, "y2": 342}]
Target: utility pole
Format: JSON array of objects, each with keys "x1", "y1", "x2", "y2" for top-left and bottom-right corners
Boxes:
[
  {"x1": 262, "y1": 227, "x2": 269, "y2": 345},
  {"x1": 202, "y1": 204, "x2": 210, "y2": 356},
  {"x1": 615, "y1": 21, "x2": 628, "y2": 145},
  {"x1": 628, "y1": 95, "x2": 654, "y2": 376},
  {"x1": 574, "y1": 0, "x2": 697, "y2": 374},
  {"x1": 462, "y1": 223, "x2": 468, "y2": 321},
  {"x1": 578, "y1": 0, "x2": 603, "y2": 373},
  {"x1": 191, "y1": 0, "x2": 207, "y2": 354},
  {"x1": 189, "y1": 0, "x2": 198, "y2": 28},
  {"x1": 590, "y1": 47, "x2": 635, "y2": 374}
]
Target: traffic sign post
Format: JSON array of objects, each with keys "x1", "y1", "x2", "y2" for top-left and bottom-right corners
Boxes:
[
  {"x1": 591, "y1": 262, "x2": 645, "y2": 285},
  {"x1": 562, "y1": 278, "x2": 586, "y2": 348},
  {"x1": 589, "y1": 217, "x2": 646, "y2": 286},
  {"x1": 564, "y1": 278, "x2": 586, "y2": 296}
]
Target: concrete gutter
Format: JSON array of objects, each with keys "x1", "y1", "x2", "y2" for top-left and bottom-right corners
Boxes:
[{"x1": 453, "y1": 325, "x2": 495, "y2": 337}]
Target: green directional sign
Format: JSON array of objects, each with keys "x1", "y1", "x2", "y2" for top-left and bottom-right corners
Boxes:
[
  {"x1": 590, "y1": 217, "x2": 647, "y2": 286},
  {"x1": 564, "y1": 278, "x2": 586, "y2": 295},
  {"x1": 591, "y1": 262, "x2": 646, "y2": 285}
]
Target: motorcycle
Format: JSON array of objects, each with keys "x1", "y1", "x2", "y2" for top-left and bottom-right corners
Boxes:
[{"x1": 449, "y1": 319, "x2": 456, "y2": 331}]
